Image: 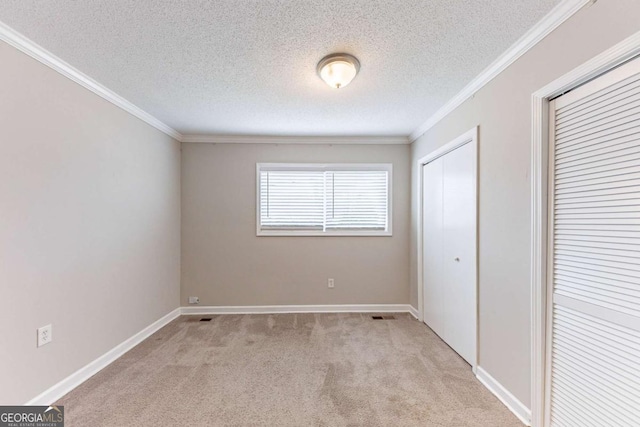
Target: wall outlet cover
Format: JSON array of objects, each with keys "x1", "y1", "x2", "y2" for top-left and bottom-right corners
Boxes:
[
  {"x1": 37, "y1": 324, "x2": 52, "y2": 347},
  {"x1": 188, "y1": 296, "x2": 200, "y2": 304}
]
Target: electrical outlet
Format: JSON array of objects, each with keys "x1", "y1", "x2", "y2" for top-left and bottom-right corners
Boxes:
[
  {"x1": 188, "y1": 296, "x2": 200, "y2": 304},
  {"x1": 37, "y1": 324, "x2": 52, "y2": 347},
  {"x1": 328, "y1": 278, "x2": 335, "y2": 289}
]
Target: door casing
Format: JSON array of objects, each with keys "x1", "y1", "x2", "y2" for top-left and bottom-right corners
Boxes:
[{"x1": 530, "y1": 31, "x2": 640, "y2": 427}]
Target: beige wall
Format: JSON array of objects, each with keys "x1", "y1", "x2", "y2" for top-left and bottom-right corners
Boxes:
[
  {"x1": 410, "y1": 0, "x2": 640, "y2": 409},
  {"x1": 0, "y1": 42, "x2": 181, "y2": 404},
  {"x1": 182, "y1": 143, "x2": 410, "y2": 306}
]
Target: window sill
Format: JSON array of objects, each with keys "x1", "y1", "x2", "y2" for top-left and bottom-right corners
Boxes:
[{"x1": 257, "y1": 230, "x2": 393, "y2": 237}]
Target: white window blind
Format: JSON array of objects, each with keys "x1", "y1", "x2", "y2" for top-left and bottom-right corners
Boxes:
[
  {"x1": 260, "y1": 170, "x2": 325, "y2": 230},
  {"x1": 257, "y1": 164, "x2": 391, "y2": 236}
]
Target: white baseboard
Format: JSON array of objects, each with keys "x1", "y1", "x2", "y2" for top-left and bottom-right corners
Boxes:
[
  {"x1": 408, "y1": 305, "x2": 419, "y2": 319},
  {"x1": 181, "y1": 304, "x2": 413, "y2": 315},
  {"x1": 476, "y1": 366, "x2": 531, "y2": 426},
  {"x1": 25, "y1": 307, "x2": 181, "y2": 405},
  {"x1": 25, "y1": 304, "x2": 413, "y2": 404}
]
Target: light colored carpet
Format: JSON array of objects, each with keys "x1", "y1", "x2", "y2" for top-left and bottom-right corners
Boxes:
[{"x1": 57, "y1": 313, "x2": 523, "y2": 426}]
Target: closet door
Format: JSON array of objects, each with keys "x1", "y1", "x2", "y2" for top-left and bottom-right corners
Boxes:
[
  {"x1": 422, "y1": 135, "x2": 477, "y2": 367},
  {"x1": 442, "y1": 142, "x2": 477, "y2": 366},
  {"x1": 423, "y1": 156, "x2": 445, "y2": 338},
  {"x1": 547, "y1": 57, "x2": 640, "y2": 426}
]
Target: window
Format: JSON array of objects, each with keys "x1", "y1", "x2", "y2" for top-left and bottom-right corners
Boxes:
[{"x1": 257, "y1": 163, "x2": 392, "y2": 236}]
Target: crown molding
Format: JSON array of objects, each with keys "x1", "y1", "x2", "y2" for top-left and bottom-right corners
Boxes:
[
  {"x1": 3, "y1": 0, "x2": 590, "y2": 146},
  {"x1": 181, "y1": 134, "x2": 410, "y2": 144},
  {"x1": 0, "y1": 21, "x2": 183, "y2": 142},
  {"x1": 409, "y1": 0, "x2": 591, "y2": 142}
]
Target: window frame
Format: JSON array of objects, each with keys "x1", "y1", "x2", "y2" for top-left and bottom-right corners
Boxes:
[{"x1": 256, "y1": 163, "x2": 393, "y2": 237}]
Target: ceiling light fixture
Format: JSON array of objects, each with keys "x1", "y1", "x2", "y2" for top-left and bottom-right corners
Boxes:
[{"x1": 317, "y1": 53, "x2": 360, "y2": 89}]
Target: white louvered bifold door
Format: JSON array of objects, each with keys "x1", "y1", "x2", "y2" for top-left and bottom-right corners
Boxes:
[{"x1": 547, "y1": 57, "x2": 640, "y2": 427}]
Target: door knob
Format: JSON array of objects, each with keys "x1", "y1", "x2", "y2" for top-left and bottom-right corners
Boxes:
[{"x1": 454, "y1": 257, "x2": 460, "y2": 262}]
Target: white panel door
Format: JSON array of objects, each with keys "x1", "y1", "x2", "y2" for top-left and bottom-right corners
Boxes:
[
  {"x1": 442, "y1": 142, "x2": 477, "y2": 365},
  {"x1": 423, "y1": 156, "x2": 445, "y2": 337},
  {"x1": 422, "y1": 138, "x2": 477, "y2": 367},
  {"x1": 547, "y1": 57, "x2": 640, "y2": 426}
]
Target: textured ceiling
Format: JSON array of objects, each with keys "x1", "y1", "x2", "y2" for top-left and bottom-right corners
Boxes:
[{"x1": 0, "y1": 0, "x2": 560, "y2": 136}]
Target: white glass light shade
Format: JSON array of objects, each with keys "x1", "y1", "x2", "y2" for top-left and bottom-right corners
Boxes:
[{"x1": 317, "y1": 53, "x2": 360, "y2": 89}]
